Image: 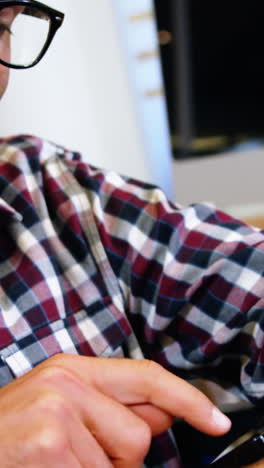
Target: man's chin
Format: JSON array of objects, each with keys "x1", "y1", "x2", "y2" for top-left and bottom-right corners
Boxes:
[
  {"x1": 0, "y1": 68, "x2": 10, "y2": 99},
  {"x1": 0, "y1": 86, "x2": 7, "y2": 99}
]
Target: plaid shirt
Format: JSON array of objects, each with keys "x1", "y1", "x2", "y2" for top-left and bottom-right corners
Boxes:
[{"x1": 0, "y1": 135, "x2": 263, "y2": 467}]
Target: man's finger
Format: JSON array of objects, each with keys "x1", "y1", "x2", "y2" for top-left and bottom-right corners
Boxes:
[
  {"x1": 129, "y1": 403, "x2": 174, "y2": 436},
  {"x1": 69, "y1": 416, "x2": 114, "y2": 468},
  {"x1": 243, "y1": 461, "x2": 264, "y2": 468},
  {"x1": 46, "y1": 355, "x2": 231, "y2": 436},
  {"x1": 80, "y1": 388, "x2": 152, "y2": 465}
]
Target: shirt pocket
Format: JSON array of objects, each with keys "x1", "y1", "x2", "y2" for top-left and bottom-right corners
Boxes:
[{"x1": 0, "y1": 299, "x2": 132, "y2": 386}]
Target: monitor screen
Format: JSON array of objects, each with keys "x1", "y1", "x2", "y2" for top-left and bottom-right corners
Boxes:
[{"x1": 155, "y1": 0, "x2": 264, "y2": 157}]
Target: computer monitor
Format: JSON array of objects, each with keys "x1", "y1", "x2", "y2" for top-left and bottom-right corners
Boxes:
[{"x1": 154, "y1": 0, "x2": 264, "y2": 158}]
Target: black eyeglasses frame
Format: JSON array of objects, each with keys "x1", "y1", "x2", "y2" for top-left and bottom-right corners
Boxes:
[{"x1": 0, "y1": 0, "x2": 64, "y2": 69}]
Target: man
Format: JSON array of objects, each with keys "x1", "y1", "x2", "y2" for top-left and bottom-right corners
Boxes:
[{"x1": 0, "y1": 1, "x2": 262, "y2": 467}]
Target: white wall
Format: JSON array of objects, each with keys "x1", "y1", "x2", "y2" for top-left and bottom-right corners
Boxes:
[
  {"x1": 0, "y1": 0, "x2": 174, "y2": 198},
  {"x1": 173, "y1": 147, "x2": 264, "y2": 212}
]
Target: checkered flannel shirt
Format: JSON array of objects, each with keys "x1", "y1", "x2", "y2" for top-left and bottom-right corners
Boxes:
[{"x1": 0, "y1": 134, "x2": 263, "y2": 467}]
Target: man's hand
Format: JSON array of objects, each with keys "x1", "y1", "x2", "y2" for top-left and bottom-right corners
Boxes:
[
  {"x1": 244, "y1": 461, "x2": 264, "y2": 467},
  {"x1": 0, "y1": 354, "x2": 231, "y2": 467}
]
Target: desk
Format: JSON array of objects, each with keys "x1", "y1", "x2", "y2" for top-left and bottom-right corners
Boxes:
[{"x1": 242, "y1": 216, "x2": 264, "y2": 230}]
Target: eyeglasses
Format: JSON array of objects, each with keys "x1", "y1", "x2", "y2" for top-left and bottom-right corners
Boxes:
[{"x1": 0, "y1": 0, "x2": 64, "y2": 69}]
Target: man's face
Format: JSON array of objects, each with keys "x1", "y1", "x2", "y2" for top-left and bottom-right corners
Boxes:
[{"x1": 0, "y1": 6, "x2": 24, "y2": 97}]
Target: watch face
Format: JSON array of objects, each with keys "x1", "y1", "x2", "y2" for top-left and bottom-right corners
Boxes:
[
  {"x1": 211, "y1": 431, "x2": 255, "y2": 464},
  {"x1": 210, "y1": 430, "x2": 264, "y2": 467}
]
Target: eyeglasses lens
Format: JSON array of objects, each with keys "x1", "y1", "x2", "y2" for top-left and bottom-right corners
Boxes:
[{"x1": 0, "y1": 6, "x2": 50, "y2": 67}]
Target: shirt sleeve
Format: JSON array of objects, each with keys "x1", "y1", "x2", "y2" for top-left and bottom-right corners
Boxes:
[{"x1": 70, "y1": 161, "x2": 264, "y2": 408}]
